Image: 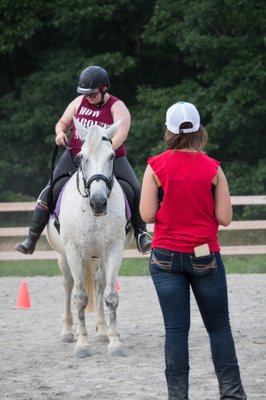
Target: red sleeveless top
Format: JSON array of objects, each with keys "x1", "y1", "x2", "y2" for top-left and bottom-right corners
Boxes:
[
  {"x1": 148, "y1": 150, "x2": 220, "y2": 253},
  {"x1": 69, "y1": 95, "x2": 126, "y2": 157}
]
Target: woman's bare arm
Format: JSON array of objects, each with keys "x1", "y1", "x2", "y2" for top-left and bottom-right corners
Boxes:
[
  {"x1": 111, "y1": 100, "x2": 131, "y2": 150},
  {"x1": 55, "y1": 96, "x2": 83, "y2": 145},
  {"x1": 140, "y1": 165, "x2": 160, "y2": 223},
  {"x1": 214, "y1": 166, "x2": 233, "y2": 226}
]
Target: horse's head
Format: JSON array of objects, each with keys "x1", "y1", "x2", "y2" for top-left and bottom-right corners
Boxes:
[{"x1": 73, "y1": 117, "x2": 121, "y2": 216}]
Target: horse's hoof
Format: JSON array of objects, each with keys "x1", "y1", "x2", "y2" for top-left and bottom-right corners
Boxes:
[
  {"x1": 61, "y1": 333, "x2": 75, "y2": 343},
  {"x1": 96, "y1": 334, "x2": 109, "y2": 344},
  {"x1": 108, "y1": 344, "x2": 127, "y2": 357},
  {"x1": 75, "y1": 344, "x2": 92, "y2": 358}
]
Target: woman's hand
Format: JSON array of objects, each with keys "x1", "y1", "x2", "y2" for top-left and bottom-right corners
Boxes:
[
  {"x1": 55, "y1": 131, "x2": 68, "y2": 146},
  {"x1": 55, "y1": 96, "x2": 82, "y2": 146}
]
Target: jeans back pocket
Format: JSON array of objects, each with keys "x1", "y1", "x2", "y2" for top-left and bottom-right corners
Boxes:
[
  {"x1": 150, "y1": 248, "x2": 174, "y2": 272},
  {"x1": 189, "y1": 253, "x2": 217, "y2": 276}
]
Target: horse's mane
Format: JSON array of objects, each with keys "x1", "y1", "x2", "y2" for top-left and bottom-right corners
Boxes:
[
  {"x1": 73, "y1": 115, "x2": 122, "y2": 160},
  {"x1": 80, "y1": 126, "x2": 103, "y2": 159}
]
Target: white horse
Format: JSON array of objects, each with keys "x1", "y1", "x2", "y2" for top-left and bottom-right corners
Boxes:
[{"x1": 46, "y1": 118, "x2": 133, "y2": 358}]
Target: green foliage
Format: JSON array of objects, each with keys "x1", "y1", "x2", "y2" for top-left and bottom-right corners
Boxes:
[
  {"x1": 0, "y1": 191, "x2": 34, "y2": 202},
  {"x1": 0, "y1": 0, "x2": 56, "y2": 53},
  {"x1": 0, "y1": 0, "x2": 265, "y2": 208},
  {"x1": 128, "y1": 80, "x2": 203, "y2": 176},
  {"x1": 224, "y1": 159, "x2": 266, "y2": 196},
  {"x1": 0, "y1": 49, "x2": 83, "y2": 198},
  {"x1": 0, "y1": 48, "x2": 136, "y2": 199},
  {"x1": 130, "y1": 0, "x2": 266, "y2": 202}
]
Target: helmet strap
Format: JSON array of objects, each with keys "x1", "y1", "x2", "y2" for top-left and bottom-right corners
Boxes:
[{"x1": 95, "y1": 87, "x2": 108, "y2": 108}]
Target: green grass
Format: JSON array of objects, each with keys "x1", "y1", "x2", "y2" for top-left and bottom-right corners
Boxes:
[
  {"x1": 222, "y1": 255, "x2": 266, "y2": 273},
  {"x1": 0, "y1": 260, "x2": 61, "y2": 277},
  {"x1": 0, "y1": 255, "x2": 265, "y2": 277}
]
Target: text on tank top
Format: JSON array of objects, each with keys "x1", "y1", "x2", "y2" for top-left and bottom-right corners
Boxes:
[{"x1": 69, "y1": 95, "x2": 126, "y2": 157}]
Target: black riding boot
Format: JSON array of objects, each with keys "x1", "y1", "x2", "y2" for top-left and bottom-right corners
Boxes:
[{"x1": 15, "y1": 207, "x2": 50, "y2": 255}]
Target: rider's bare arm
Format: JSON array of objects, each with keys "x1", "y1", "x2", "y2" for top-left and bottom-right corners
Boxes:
[
  {"x1": 55, "y1": 96, "x2": 83, "y2": 145},
  {"x1": 110, "y1": 100, "x2": 131, "y2": 150}
]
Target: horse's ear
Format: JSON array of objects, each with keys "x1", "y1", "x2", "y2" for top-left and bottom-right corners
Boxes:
[
  {"x1": 105, "y1": 118, "x2": 123, "y2": 139},
  {"x1": 73, "y1": 116, "x2": 88, "y2": 141},
  {"x1": 84, "y1": 127, "x2": 102, "y2": 155}
]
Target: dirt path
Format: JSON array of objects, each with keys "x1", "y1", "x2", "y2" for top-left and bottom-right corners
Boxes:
[{"x1": 0, "y1": 274, "x2": 265, "y2": 400}]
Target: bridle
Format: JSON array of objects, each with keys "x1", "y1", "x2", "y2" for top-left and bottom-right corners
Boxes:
[
  {"x1": 77, "y1": 171, "x2": 114, "y2": 199},
  {"x1": 76, "y1": 136, "x2": 114, "y2": 198}
]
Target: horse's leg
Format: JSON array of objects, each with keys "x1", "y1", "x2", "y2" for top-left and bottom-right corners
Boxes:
[
  {"x1": 67, "y1": 250, "x2": 92, "y2": 358},
  {"x1": 104, "y1": 243, "x2": 126, "y2": 357},
  {"x1": 94, "y1": 263, "x2": 108, "y2": 342},
  {"x1": 58, "y1": 254, "x2": 75, "y2": 343}
]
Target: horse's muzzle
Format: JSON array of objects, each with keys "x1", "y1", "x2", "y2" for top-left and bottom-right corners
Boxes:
[{"x1": 90, "y1": 193, "x2": 107, "y2": 216}]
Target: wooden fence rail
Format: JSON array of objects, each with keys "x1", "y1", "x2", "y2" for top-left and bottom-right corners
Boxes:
[{"x1": 0, "y1": 196, "x2": 265, "y2": 260}]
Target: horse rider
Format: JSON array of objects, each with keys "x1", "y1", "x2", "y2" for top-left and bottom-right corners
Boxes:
[{"x1": 15, "y1": 66, "x2": 152, "y2": 256}]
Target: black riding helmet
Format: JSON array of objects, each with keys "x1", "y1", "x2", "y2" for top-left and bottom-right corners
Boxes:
[{"x1": 77, "y1": 66, "x2": 110, "y2": 95}]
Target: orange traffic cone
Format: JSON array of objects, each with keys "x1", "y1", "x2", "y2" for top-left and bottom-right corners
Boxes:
[
  {"x1": 16, "y1": 280, "x2": 31, "y2": 308},
  {"x1": 116, "y1": 278, "x2": 121, "y2": 292}
]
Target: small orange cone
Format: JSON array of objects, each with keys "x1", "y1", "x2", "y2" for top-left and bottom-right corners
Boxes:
[
  {"x1": 116, "y1": 278, "x2": 121, "y2": 292},
  {"x1": 16, "y1": 280, "x2": 31, "y2": 308}
]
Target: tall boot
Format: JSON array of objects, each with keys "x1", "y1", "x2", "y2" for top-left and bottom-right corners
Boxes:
[{"x1": 15, "y1": 206, "x2": 50, "y2": 255}]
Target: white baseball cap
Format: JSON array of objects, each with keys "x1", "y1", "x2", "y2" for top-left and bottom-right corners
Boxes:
[{"x1": 165, "y1": 102, "x2": 200, "y2": 134}]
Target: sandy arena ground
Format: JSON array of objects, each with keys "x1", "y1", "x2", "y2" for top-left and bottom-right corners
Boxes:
[{"x1": 0, "y1": 274, "x2": 265, "y2": 400}]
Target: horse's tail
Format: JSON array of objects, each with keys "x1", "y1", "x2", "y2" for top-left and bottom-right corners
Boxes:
[{"x1": 84, "y1": 260, "x2": 99, "y2": 313}]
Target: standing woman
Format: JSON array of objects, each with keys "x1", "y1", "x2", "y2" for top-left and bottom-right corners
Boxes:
[
  {"x1": 140, "y1": 102, "x2": 247, "y2": 400},
  {"x1": 15, "y1": 66, "x2": 151, "y2": 256}
]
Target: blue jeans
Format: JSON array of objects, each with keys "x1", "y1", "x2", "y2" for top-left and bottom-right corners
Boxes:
[{"x1": 149, "y1": 248, "x2": 247, "y2": 400}]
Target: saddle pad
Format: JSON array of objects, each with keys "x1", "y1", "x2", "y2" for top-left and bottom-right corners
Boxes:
[{"x1": 50, "y1": 182, "x2": 68, "y2": 219}]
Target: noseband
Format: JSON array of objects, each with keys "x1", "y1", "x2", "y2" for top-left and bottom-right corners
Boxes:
[{"x1": 76, "y1": 136, "x2": 114, "y2": 198}]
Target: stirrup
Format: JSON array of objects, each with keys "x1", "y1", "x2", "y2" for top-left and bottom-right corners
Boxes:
[{"x1": 137, "y1": 231, "x2": 152, "y2": 255}]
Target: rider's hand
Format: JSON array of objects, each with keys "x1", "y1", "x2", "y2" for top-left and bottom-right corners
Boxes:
[{"x1": 55, "y1": 131, "x2": 68, "y2": 146}]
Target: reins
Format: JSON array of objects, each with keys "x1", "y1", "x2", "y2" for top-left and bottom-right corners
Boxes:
[{"x1": 47, "y1": 140, "x2": 75, "y2": 213}]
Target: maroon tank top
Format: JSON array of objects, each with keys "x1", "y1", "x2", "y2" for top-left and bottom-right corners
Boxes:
[{"x1": 69, "y1": 95, "x2": 126, "y2": 157}]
